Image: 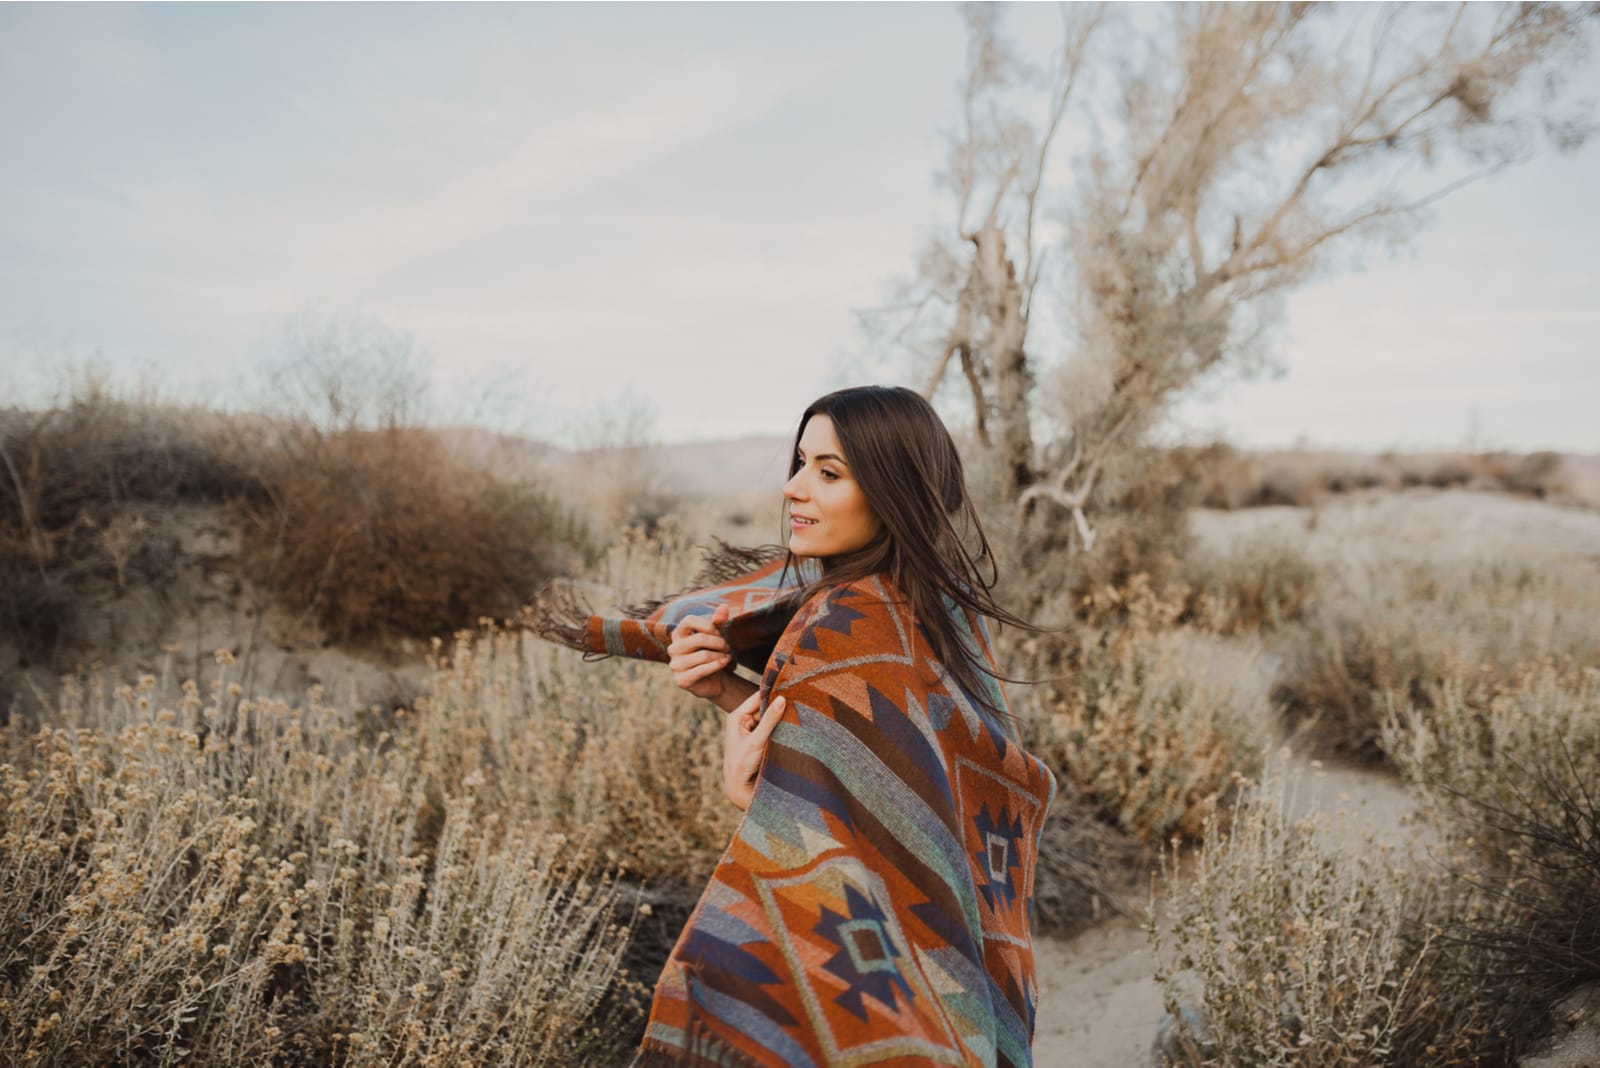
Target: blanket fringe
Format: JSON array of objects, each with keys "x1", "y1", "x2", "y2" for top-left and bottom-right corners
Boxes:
[
  {"x1": 615, "y1": 541, "x2": 788, "y2": 621},
  {"x1": 521, "y1": 580, "x2": 596, "y2": 653},
  {"x1": 634, "y1": 1025, "x2": 769, "y2": 1068},
  {"x1": 522, "y1": 542, "x2": 788, "y2": 655}
]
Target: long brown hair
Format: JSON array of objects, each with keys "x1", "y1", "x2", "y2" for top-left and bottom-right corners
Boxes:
[{"x1": 784, "y1": 385, "x2": 1036, "y2": 712}]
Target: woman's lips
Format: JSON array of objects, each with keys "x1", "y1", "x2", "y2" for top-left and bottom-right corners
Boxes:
[{"x1": 790, "y1": 516, "x2": 818, "y2": 529}]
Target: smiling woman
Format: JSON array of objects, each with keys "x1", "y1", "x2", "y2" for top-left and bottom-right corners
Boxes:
[
  {"x1": 784, "y1": 414, "x2": 883, "y2": 559},
  {"x1": 536, "y1": 385, "x2": 1056, "y2": 1067}
]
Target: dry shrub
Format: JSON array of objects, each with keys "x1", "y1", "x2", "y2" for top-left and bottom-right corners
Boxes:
[
  {"x1": 1174, "y1": 442, "x2": 1261, "y2": 511},
  {"x1": 0, "y1": 531, "x2": 750, "y2": 1063},
  {"x1": 1067, "y1": 444, "x2": 1199, "y2": 617},
  {"x1": 1476, "y1": 450, "x2": 1570, "y2": 499},
  {"x1": 0, "y1": 658, "x2": 633, "y2": 1067},
  {"x1": 412, "y1": 628, "x2": 734, "y2": 885},
  {"x1": 1386, "y1": 666, "x2": 1600, "y2": 1043},
  {"x1": 237, "y1": 424, "x2": 590, "y2": 645},
  {"x1": 1250, "y1": 458, "x2": 1327, "y2": 508},
  {"x1": 1275, "y1": 556, "x2": 1600, "y2": 763},
  {"x1": 1187, "y1": 447, "x2": 1579, "y2": 511},
  {"x1": 1152, "y1": 771, "x2": 1502, "y2": 1067},
  {"x1": 1182, "y1": 535, "x2": 1319, "y2": 636},
  {"x1": 1028, "y1": 618, "x2": 1271, "y2": 847},
  {"x1": 1029, "y1": 790, "x2": 1149, "y2": 939},
  {"x1": 0, "y1": 387, "x2": 252, "y2": 661}
]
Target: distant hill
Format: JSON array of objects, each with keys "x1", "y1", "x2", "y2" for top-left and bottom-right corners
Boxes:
[{"x1": 438, "y1": 427, "x2": 793, "y2": 498}]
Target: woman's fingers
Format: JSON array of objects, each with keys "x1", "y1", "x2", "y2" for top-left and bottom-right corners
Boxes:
[
  {"x1": 730, "y1": 686, "x2": 762, "y2": 718},
  {"x1": 751, "y1": 695, "x2": 786, "y2": 744},
  {"x1": 668, "y1": 611, "x2": 732, "y2": 657},
  {"x1": 677, "y1": 659, "x2": 728, "y2": 686},
  {"x1": 669, "y1": 606, "x2": 734, "y2": 702}
]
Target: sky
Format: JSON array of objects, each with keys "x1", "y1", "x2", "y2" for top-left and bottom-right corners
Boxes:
[{"x1": 1, "y1": 3, "x2": 1596, "y2": 452}]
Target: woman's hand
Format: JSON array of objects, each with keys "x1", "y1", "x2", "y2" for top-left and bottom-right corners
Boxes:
[
  {"x1": 669, "y1": 604, "x2": 738, "y2": 703},
  {"x1": 724, "y1": 691, "x2": 786, "y2": 811}
]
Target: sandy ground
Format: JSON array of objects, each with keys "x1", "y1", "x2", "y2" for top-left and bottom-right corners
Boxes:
[
  {"x1": 1033, "y1": 914, "x2": 1165, "y2": 1067},
  {"x1": 1029, "y1": 755, "x2": 1429, "y2": 1068},
  {"x1": 1190, "y1": 485, "x2": 1600, "y2": 566}
]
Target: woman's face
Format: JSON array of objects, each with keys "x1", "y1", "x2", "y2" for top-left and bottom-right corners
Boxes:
[{"x1": 784, "y1": 414, "x2": 883, "y2": 559}]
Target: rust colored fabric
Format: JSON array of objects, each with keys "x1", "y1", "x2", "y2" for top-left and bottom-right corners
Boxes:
[{"x1": 540, "y1": 557, "x2": 1055, "y2": 1066}]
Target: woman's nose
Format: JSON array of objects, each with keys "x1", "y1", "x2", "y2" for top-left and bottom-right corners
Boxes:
[{"x1": 783, "y1": 472, "x2": 806, "y2": 500}]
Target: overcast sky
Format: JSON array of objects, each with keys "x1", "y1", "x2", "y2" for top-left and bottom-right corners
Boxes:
[{"x1": 2, "y1": 4, "x2": 1596, "y2": 451}]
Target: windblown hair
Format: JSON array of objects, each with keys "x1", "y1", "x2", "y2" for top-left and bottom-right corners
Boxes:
[{"x1": 785, "y1": 385, "x2": 1037, "y2": 711}]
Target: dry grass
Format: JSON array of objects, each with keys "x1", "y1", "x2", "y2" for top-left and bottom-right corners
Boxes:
[
  {"x1": 1026, "y1": 599, "x2": 1273, "y2": 849},
  {"x1": 1152, "y1": 770, "x2": 1499, "y2": 1066},
  {"x1": 1386, "y1": 666, "x2": 1600, "y2": 1045},
  {"x1": 0, "y1": 528, "x2": 755, "y2": 1065},
  {"x1": 1273, "y1": 555, "x2": 1600, "y2": 762},
  {"x1": 0, "y1": 654, "x2": 635, "y2": 1066},
  {"x1": 414, "y1": 628, "x2": 734, "y2": 886},
  {"x1": 1181, "y1": 534, "x2": 1319, "y2": 636}
]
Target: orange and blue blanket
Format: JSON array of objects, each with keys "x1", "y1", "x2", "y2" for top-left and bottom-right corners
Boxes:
[{"x1": 539, "y1": 553, "x2": 1056, "y2": 1067}]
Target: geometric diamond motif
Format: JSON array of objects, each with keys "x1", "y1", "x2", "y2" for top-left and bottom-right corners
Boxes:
[
  {"x1": 816, "y1": 883, "x2": 914, "y2": 1021},
  {"x1": 972, "y1": 801, "x2": 1025, "y2": 912}
]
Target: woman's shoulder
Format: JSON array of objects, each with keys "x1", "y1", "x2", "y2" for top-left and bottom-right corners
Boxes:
[
  {"x1": 792, "y1": 573, "x2": 904, "y2": 624},
  {"x1": 772, "y1": 575, "x2": 901, "y2": 656}
]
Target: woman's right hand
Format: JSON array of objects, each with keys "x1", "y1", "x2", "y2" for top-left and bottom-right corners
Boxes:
[{"x1": 669, "y1": 604, "x2": 736, "y2": 702}]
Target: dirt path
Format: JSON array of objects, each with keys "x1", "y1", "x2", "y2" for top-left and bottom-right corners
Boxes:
[
  {"x1": 1029, "y1": 752, "x2": 1430, "y2": 1068},
  {"x1": 1032, "y1": 915, "x2": 1164, "y2": 1067}
]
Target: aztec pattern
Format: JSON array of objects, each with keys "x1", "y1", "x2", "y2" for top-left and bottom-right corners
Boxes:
[
  {"x1": 576, "y1": 565, "x2": 1058, "y2": 1068},
  {"x1": 570, "y1": 554, "x2": 818, "y2": 675}
]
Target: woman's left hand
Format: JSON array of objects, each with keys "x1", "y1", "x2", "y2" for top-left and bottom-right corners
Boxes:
[{"x1": 723, "y1": 691, "x2": 786, "y2": 811}]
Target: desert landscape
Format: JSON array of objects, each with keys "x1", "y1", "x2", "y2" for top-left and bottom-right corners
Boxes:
[
  {"x1": 4, "y1": 4, "x2": 1597, "y2": 1065},
  {"x1": 2, "y1": 387, "x2": 1596, "y2": 1066}
]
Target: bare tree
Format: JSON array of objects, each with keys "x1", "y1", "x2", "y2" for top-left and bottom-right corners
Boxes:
[{"x1": 895, "y1": 2, "x2": 1594, "y2": 550}]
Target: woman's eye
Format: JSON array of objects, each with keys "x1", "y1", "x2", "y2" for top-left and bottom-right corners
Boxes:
[{"x1": 820, "y1": 468, "x2": 839, "y2": 481}]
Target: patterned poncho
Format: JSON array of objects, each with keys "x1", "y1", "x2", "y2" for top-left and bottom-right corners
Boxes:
[{"x1": 540, "y1": 552, "x2": 1056, "y2": 1068}]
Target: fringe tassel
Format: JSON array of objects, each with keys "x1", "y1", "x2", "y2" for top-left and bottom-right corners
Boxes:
[
  {"x1": 521, "y1": 580, "x2": 597, "y2": 652},
  {"x1": 614, "y1": 541, "x2": 789, "y2": 621},
  {"x1": 524, "y1": 541, "x2": 792, "y2": 660},
  {"x1": 635, "y1": 1034, "x2": 768, "y2": 1068}
]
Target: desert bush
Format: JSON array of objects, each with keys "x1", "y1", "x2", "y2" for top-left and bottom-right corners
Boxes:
[
  {"x1": 1174, "y1": 442, "x2": 1261, "y2": 511},
  {"x1": 1477, "y1": 450, "x2": 1571, "y2": 500},
  {"x1": 1275, "y1": 556, "x2": 1600, "y2": 762},
  {"x1": 1392, "y1": 452, "x2": 1476, "y2": 491},
  {"x1": 1386, "y1": 666, "x2": 1600, "y2": 1040},
  {"x1": 1029, "y1": 789, "x2": 1150, "y2": 939},
  {"x1": 1250, "y1": 458, "x2": 1324, "y2": 508},
  {"x1": 1184, "y1": 448, "x2": 1578, "y2": 512},
  {"x1": 1182, "y1": 535, "x2": 1319, "y2": 636},
  {"x1": 0, "y1": 657, "x2": 634, "y2": 1066},
  {"x1": 413, "y1": 627, "x2": 734, "y2": 886},
  {"x1": 237, "y1": 423, "x2": 591, "y2": 645},
  {"x1": 1028, "y1": 621, "x2": 1271, "y2": 847},
  {"x1": 1152, "y1": 771, "x2": 1499, "y2": 1067}
]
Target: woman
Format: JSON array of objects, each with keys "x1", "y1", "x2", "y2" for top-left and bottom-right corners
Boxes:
[{"x1": 541, "y1": 386, "x2": 1054, "y2": 1067}]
